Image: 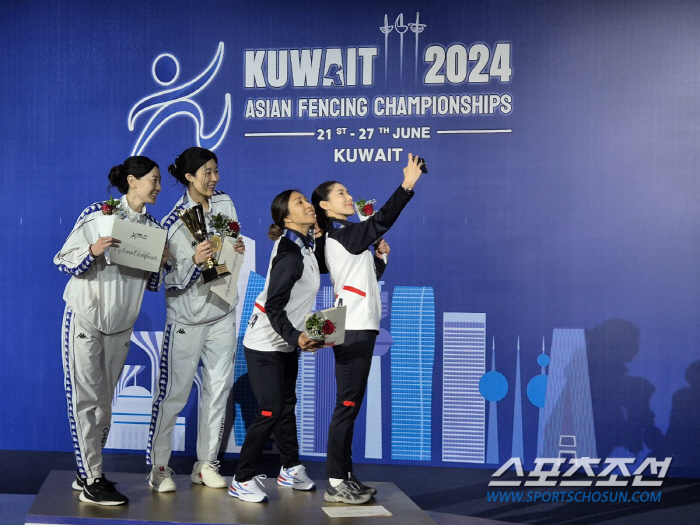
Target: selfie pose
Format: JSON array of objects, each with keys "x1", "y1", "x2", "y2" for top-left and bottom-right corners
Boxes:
[{"x1": 312, "y1": 153, "x2": 425, "y2": 504}]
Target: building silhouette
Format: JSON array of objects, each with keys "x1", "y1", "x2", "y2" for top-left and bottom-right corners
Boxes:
[
  {"x1": 390, "y1": 286, "x2": 435, "y2": 461},
  {"x1": 442, "y1": 312, "x2": 486, "y2": 463},
  {"x1": 538, "y1": 328, "x2": 597, "y2": 459}
]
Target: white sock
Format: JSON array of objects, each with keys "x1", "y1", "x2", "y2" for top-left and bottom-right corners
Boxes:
[{"x1": 330, "y1": 477, "x2": 344, "y2": 487}]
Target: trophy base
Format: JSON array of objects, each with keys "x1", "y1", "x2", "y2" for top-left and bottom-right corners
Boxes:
[{"x1": 202, "y1": 264, "x2": 231, "y2": 283}]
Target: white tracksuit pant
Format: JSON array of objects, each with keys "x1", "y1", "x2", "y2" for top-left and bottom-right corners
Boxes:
[
  {"x1": 62, "y1": 306, "x2": 132, "y2": 479},
  {"x1": 146, "y1": 312, "x2": 236, "y2": 466}
]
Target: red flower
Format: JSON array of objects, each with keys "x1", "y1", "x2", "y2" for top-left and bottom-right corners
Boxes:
[
  {"x1": 102, "y1": 203, "x2": 113, "y2": 214},
  {"x1": 228, "y1": 221, "x2": 240, "y2": 233},
  {"x1": 321, "y1": 319, "x2": 335, "y2": 335},
  {"x1": 362, "y1": 203, "x2": 374, "y2": 216}
]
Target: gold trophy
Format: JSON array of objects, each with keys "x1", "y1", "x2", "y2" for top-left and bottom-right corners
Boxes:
[{"x1": 178, "y1": 204, "x2": 231, "y2": 283}]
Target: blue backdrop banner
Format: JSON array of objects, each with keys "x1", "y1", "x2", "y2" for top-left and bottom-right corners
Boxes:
[{"x1": 1, "y1": 0, "x2": 699, "y2": 477}]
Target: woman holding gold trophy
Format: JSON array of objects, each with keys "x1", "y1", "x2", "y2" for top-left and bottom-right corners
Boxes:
[
  {"x1": 55, "y1": 156, "x2": 168, "y2": 505},
  {"x1": 146, "y1": 147, "x2": 245, "y2": 492}
]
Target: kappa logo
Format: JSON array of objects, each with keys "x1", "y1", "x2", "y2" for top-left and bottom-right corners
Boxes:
[
  {"x1": 77, "y1": 333, "x2": 87, "y2": 339},
  {"x1": 177, "y1": 328, "x2": 187, "y2": 335}
]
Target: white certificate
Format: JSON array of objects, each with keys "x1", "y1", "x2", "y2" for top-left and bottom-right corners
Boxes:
[
  {"x1": 96, "y1": 215, "x2": 166, "y2": 273},
  {"x1": 304, "y1": 305, "x2": 347, "y2": 347},
  {"x1": 209, "y1": 236, "x2": 244, "y2": 305}
]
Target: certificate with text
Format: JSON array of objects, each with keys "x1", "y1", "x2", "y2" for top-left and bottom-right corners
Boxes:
[{"x1": 96, "y1": 215, "x2": 166, "y2": 273}]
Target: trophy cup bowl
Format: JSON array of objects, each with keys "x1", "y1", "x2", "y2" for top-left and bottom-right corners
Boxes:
[{"x1": 177, "y1": 204, "x2": 231, "y2": 283}]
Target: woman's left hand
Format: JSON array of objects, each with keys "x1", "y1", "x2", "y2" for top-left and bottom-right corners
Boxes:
[
  {"x1": 234, "y1": 237, "x2": 245, "y2": 254},
  {"x1": 160, "y1": 246, "x2": 171, "y2": 268},
  {"x1": 376, "y1": 239, "x2": 390, "y2": 259}
]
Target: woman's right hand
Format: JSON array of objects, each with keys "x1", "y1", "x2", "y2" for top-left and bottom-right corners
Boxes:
[
  {"x1": 402, "y1": 152, "x2": 425, "y2": 191},
  {"x1": 193, "y1": 240, "x2": 213, "y2": 266},
  {"x1": 89, "y1": 237, "x2": 120, "y2": 257},
  {"x1": 298, "y1": 333, "x2": 325, "y2": 352}
]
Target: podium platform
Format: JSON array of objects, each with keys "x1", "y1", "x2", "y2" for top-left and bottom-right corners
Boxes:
[{"x1": 25, "y1": 470, "x2": 439, "y2": 525}]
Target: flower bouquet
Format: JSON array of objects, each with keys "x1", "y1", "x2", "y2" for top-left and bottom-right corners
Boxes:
[
  {"x1": 209, "y1": 213, "x2": 240, "y2": 252},
  {"x1": 355, "y1": 197, "x2": 387, "y2": 263},
  {"x1": 303, "y1": 306, "x2": 346, "y2": 347},
  {"x1": 354, "y1": 198, "x2": 376, "y2": 221},
  {"x1": 305, "y1": 312, "x2": 336, "y2": 340},
  {"x1": 211, "y1": 213, "x2": 241, "y2": 238},
  {"x1": 102, "y1": 196, "x2": 122, "y2": 215}
]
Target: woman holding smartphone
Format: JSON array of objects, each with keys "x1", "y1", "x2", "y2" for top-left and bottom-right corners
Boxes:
[{"x1": 312, "y1": 153, "x2": 425, "y2": 504}]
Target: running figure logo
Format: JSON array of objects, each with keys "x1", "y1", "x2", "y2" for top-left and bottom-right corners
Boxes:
[{"x1": 128, "y1": 42, "x2": 231, "y2": 156}]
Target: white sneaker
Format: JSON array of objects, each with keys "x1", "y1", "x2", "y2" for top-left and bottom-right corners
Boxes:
[
  {"x1": 149, "y1": 465, "x2": 176, "y2": 492},
  {"x1": 228, "y1": 475, "x2": 268, "y2": 503},
  {"x1": 191, "y1": 460, "x2": 227, "y2": 488},
  {"x1": 277, "y1": 464, "x2": 316, "y2": 491}
]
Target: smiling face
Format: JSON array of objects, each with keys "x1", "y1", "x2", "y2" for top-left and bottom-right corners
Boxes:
[
  {"x1": 320, "y1": 183, "x2": 355, "y2": 219},
  {"x1": 185, "y1": 159, "x2": 219, "y2": 201},
  {"x1": 127, "y1": 166, "x2": 161, "y2": 206},
  {"x1": 284, "y1": 191, "x2": 316, "y2": 233}
]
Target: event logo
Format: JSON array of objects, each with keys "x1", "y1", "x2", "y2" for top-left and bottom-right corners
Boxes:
[
  {"x1": 380, "y1": 13, "x2": 426, "y2": 83},
  {"x1": 128, "y1": 42, "x2": 232, "y2": 155}
]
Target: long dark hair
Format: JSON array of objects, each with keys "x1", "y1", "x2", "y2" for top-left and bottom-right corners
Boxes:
[
  {"x1": 268, "y1": 189, "x2": 300, "y2": 240},
  {"x1": 311, "y1": 180, "x2": 340, "y2": 232},
  {"x1": 107, "y1": 156, "x2": 159, "y2": 194},
  {"x1": 167, "y1": 147, "x2": 218, "y2": 186}
]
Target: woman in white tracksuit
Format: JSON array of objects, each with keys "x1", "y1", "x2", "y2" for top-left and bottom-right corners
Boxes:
[
  {"x1": 312, "y1": 153, "x2": 425, "y2": 505},
  {"x1": 55, "y1": 156, "x2": 167, "y2": 506},
  {"x1": 146, "y1": 147, "x2": 245, "y2": 492},
  {"x1": 228, "y1": 189, "x2": 323, "y2": 503}
]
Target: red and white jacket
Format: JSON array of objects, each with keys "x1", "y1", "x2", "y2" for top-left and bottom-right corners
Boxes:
[
  {"x1": 322, "y1": 185, "x2": 413, "y2": 332},
  {"x1": 243, "y1": 229, "x2": 320, "y2": 353}
]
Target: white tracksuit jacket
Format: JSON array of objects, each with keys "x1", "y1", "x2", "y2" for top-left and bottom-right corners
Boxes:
[
  {"x1": 55, "y1": 194, "x2": 163, "y2": 479},
  {"x1": 147, "y1": 189, "x2": 241, "y2": 466}
]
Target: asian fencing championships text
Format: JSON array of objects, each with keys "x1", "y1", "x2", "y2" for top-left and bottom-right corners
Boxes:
[{"x1": 244, "y1": 94, "x2": 512, "y2": 119}]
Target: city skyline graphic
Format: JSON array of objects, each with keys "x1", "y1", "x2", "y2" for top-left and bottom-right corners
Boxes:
[{"x1": 103, "y1": 267, "x2": 598, "y2": 471}]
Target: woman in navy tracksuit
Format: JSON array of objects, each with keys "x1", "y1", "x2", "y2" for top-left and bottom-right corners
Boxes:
[
  {"x1": 312, "y1": 153, "x2": 425, "y2": 504},
  {"x1": 228, "y1": 189, "x2": 324, "y2": 503}
]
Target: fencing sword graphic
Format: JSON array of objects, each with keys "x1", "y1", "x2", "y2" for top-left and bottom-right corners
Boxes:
[
  {"x1": 409, "y1": 12, "x2": 427, "y2": 83},
  {"x1": 380, "y1": 14, "x2": 394, "y2": 83},
  {"x1": 395, "y1": 13, "x2": 408, "y2": 82}
]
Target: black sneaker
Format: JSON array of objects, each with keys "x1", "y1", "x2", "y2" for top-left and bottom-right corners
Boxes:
[
  {"x1": 79, "y1": 476, "x2": 129, "y2": 505},
  {"x1": 73, "y1": 471, "x2": 116, "y2": 491},
  {"x1": 324, "y1": 480, "x2": 371, "y2": 504},
  {"x1": 71, "y1": 471, "x2": 86, "y2": 491},
  {"x1": 350, "y1": 474, "x2": 377, "y2": 496}
]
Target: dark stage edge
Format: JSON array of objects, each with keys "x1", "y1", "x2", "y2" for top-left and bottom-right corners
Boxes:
[{"x1": 25, "y1": 470, "x2": 514, "y2": 525}]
